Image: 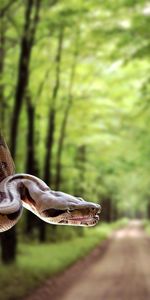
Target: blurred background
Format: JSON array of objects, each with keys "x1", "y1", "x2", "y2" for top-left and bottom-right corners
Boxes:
[{"x1": 0, "y1": 0, "x2": 150, "y2": 299}]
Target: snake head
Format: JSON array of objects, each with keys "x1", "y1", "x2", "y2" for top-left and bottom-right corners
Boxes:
[{"x1": 40, "y1": 191, "x2": 101, "y2": 227}]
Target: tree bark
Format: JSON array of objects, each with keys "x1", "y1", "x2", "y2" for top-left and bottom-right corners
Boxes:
[
  {"x1": 10, "y1": 0, "x2": 41, "y2": 158},
  {"x1": 0, "y1": 0, "x2": 41, "y2": 264},
  {"x1": 43, "y1": 27, "x2": 64, "y2": 242},
  {"x1": 147, "y1": 202, "x2": 150, "y2": 219},
  {"x1": 26, "y1": 101, "x2": 36, "y2": 174},
  {"x1": 25, "y1": 96, "x2": 37, "y2": 235},
  {"x1": 55, "y1": 34, "x2": 78, "y2": 190},
  {"x1": 25, "y1": 95, "x2": 47, "y2": 242},
  {"x1": 0, "y1": 229, "x2": 17, "y2": 264},
  {"x1": 100, "y1": 198, "x2": 112, "y2": 222},
  {"x1": 44, "y1": 26, "x2": 64, "y2": 186},
  {"x1": 74, "y1": 145, "x2": 86, "y2": 237},
  {"x1": 0, "y1": 18, "x2": 6, "y2": 132}
]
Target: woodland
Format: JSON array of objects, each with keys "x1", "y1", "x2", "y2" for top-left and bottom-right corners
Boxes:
[{"x1": 0, "y1": 0, "x2": 150, "y2": 269}]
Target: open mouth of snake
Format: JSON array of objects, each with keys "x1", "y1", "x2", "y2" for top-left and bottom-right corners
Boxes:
[
  {"x1": 68, "y1": 215, "x2": 99, "y2": 222},
  {"x1": 43, "y1": 205, "x2": 101, "y2": 226},
  {"x1": 67, "y1": 213, "x2": 100, "y2": 226},
  {"x1": 68, "y1": 209, "x2": 100, "y2": 221}
]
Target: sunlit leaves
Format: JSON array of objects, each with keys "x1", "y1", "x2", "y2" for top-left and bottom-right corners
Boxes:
[{"x1": 3, "y1": 0, "x2": 150, "y2": 217}]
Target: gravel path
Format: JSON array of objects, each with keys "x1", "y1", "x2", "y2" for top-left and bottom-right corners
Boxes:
[{"x1": 24, "y1": 221, "x2": 150, "y2": 300}]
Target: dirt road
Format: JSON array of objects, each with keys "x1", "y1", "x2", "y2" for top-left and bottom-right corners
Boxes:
[{"x1": 25, "y1": 221, "x2": 150, "y2": 300}]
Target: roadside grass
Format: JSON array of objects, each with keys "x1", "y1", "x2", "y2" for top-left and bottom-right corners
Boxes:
[
  {"x1": 143, "y1": 219, "x2": 150, "y2": 235},
  {"x1": 110, "y1": 217, "x2": 129, "y2": 230},
  {"x1": 0, "y1": 219, "x2": 128, "y2": 300}
]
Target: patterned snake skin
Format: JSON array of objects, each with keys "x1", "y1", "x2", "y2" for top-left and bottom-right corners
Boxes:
[{"x1": 0, "y1": 134, "x2": 101, "y2": 232}]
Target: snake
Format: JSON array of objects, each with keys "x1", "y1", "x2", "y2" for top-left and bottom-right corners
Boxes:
[{"x1": 0, "y1": 133, "x2": 101, "y2": 232}]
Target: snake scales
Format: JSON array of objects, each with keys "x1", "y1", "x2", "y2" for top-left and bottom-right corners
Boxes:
[{"x1": 0, "y1": 134, "x2": 101, "y2": 232}]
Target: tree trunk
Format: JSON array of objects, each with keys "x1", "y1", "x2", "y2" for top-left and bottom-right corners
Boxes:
[
  {"x1": 55, "y1": 97, "x2": 73, "y2": 190},
  {"x1": 44, "y1": 26, "x2": 64, "y2": 186},
  {"x1": 26, "y1": 103, "x2": 36, "y2": 174},
  {"x1": 0, "y1": 0, "x2": 41, "y2": 264},
  {"x1": 147, "y1": 202, "x2": 150, "y2": 219},
  {"x1": 43, "y1": 27, "x2": 64, "y2": 242},
  {"x1": 100, "y1": 198, "x2": 112, "y2": 222},
  {"x1": 0, "y1": 7, "x2": 16, "y2": 266},
  {"x1": 10, "y1": 0, "x2": 41, "y2": 158},
  {"x1": 55, "y1": 34, "x2": 78, "y2": 190},
  {"x1": 111, "y1": 204, "x2": 118, "y2": 221},
  {"x1": 25, "y1": 95, "x2": 47, "y2": 242},
  {"x1": 74, "y1": 145, "x2": 86, "y2": 237},
  {"x1": 0, "y1": 229, "x2": 17, "y2": 264},
  {"x1": 44, "y1": 108, "x2": 55, "y2": 185},
  {"x1": 25, "y1": 99, "x2": 37, "y2": 235},
  {"x1": 0, "y1": 18, "x2": 6, "y2": 132}
]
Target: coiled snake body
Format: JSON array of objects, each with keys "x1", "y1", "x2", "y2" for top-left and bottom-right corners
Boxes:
[{"x1": 0, "y1": 134, "x2": 101, "y2": 232}]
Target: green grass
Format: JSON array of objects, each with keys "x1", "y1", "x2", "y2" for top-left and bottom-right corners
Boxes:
[
  {"x1": 143, "y1": 219, "x2": 150, "y2": 235},
  {"x1": 0, "y1": 220, "x2": 128, "y2": 300},
  {"x1": 110, "y1": 217, "x2": 129, "y2": 230}
]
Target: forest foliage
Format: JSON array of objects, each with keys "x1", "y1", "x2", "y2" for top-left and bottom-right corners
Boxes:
[{"x1": 0, "y1": 0, "x2": 150, "y2": 262}]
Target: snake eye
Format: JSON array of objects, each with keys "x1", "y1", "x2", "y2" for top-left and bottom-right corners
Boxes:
[{"x1": 78, "y1": 197, "x2": 84, "y2": 201}]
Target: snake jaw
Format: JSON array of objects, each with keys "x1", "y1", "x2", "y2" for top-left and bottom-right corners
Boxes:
[
  {"x1": 41, "y1": 194, "x2": 101, "y2": 227},
  {"x1": 18, "y1": 180, "x2": 101, "y2": 227},
  {"x1": 0, "y1": 133, "x2": 102, "y2": 232},
  {"x1": 66, "y1": 205, "x2": 101, "y2": 226}
]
